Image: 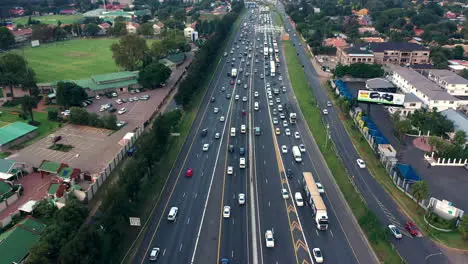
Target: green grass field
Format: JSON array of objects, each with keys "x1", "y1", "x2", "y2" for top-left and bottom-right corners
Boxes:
[{"x1": 13, "y1": 15, "x2": 83, "y2": 26}]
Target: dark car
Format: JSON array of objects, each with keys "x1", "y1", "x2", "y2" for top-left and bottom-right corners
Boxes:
[
  {"x1": 108, "y1": 107, "x2": 116, "y2": 113},
  {"x1": 286, "y1": 169, "x2": 293, "y2": 178},
  {"x1": 52, "y1": 135, "x2": 62, "y2": 143},
  {"x1": 239, "y1": 147, "x2": 245, "y2": 156},
  {"x1": 211, "y1": 97, "x2": 216, "y2": 103},
  {"x1": 228, "y1": 145, "x2": 234, "y2": 153},
  {"x1": 220, "y1": 258, "x2": 230, "y2": 264},
  {"x1": 201, "y1": 129, "x2": 208, "y2": 137}
]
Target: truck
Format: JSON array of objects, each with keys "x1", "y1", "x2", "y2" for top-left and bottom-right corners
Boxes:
[
  {"x1": 231, "y1": 68, "x2": 237, "y2": 78},
  {"x1": 273, "y1": 43, "x2": 279, "y2": 53},
  {"x1": 292, "y1": 146, "x2": 302, "y2": 162},
  {"x1": 289, "y1": 113, "x2": 297, "y2": 124},
  {"x1": 303, "y1": 172, "x2": 329, "y2": 230},
  {"x1": 270, "y1": 61, "x2": 275, "y2": 77},
  {"x1": 269, "y1": 48, "x2": 273, "y2": 55}
]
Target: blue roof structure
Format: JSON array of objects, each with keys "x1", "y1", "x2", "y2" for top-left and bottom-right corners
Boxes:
[
  {"x1": 374, "y1": 136, "x2": 389, "y2": 145},
  {"x1": 396, "y1": 164, "x2": 421, "y2": 182},
  {"x1": 333, "y1": 80, "x2": 354, "y2": 100}
]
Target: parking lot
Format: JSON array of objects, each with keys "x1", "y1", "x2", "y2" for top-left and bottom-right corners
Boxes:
[{"x1": 315, "y1": 55, "x2": 338, "y2": 72}]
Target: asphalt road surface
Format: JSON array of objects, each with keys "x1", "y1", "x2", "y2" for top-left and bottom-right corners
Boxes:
[{"x1": 277, "y1": 2, "x2": 450, "y2": 263}]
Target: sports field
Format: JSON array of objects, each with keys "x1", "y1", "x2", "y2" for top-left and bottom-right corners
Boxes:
[{"x1": 13, "y1": 15, "x2": 83, "y2": 25}]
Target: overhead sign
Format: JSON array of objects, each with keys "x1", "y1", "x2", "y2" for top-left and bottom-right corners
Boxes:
[{"x1": 357, "y1": 90, "x2": 405, "y2": 106}]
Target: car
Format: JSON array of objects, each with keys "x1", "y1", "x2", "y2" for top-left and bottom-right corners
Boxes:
[
  {"x1": 228, "y1": 145, "x2": 234, "y2": 153},
  {"x1": 405, "y1": 221, "x2": 419, "y2": 236},
  {"x1": 238, "y1": 193, "x2": 246, "y2": 205},
  {"x1": 269, "y1": 100, "x2": 273, "y2": 106},
  {"x1": 273, "y1": 117, "x2": 278, "y2": 124},
  {"x1": 235, "y1": 94, "x2": 240, "y2": 100},
  {"x1": 322, "y1": 109, "x2": 328, "y2": 115},
  {"x1": 265, "y1": 230, "x2": 275, "y2": 248},
  {"x1": 223, "y1": 206, "x2": 231, "y2": 218},
  {"x1": 282, "y1": 87, "x2": 286, "y2": 93},
  {"x1": 112, "y1": 92, "x2": 118, "y2": 97},
  {"x1": 281, "y1": 189, "x2": 289, "y2": 199},
  {"x1": 239, "y1": 147, "x2": 245, "y2": 156},
  {"x1": 294, "y1": 192, "x2": 304, "y2": 206},
  {"x1": 167, "y1": 207, "x2": 178, "y2": 221},
  {"x1": 140, "y1": 95, "x2": 149, "y2": 100},
  {"x1": 116, "y1": 121, "x2": 127, "y2": 128},
  {"x1": 279, "y1": 76, "x2": 283, "y2": 81},
  {"x1": 201, "y1": 128, "x2": 208, "y2": 137},
  {"x1": 221, "y1": 86, "x2": 226, "y2": 92},
  {"x1": 220, "y1": 257, "x2": 230, "y2": 264},
  {"x1": 237, "y1": 79, "x2": 241, "y2": 84},
  {"x1": 357, "y1": 158, "x2": 366, "y2": 168},
  {"x1": 254, "y1": 91, "x2": 259, "y2": 97},
  {"x1": 215, "y1": 132, "x2": 220, "y2": 139},
  {"x1": 276, "y1": 98, "x2": 281, "y2": 104},
  {"x1": 286, "y1": 168, "x2": 293, "y2": 178},
  {"x1": 388, "y1": 224, "x2": 403, "y2": 239},
  {"x1": 279, "y1": 113, "x2": 285, "y2": 119},
  {"x1": 226, "y1": 93, "x2": 231, "y2": 99},
  {"x1": 316, "y1": 183, "x2": 325, "y2": 194},
  {"x1": 214, "y1": 107, "x2": 219, "y2": 113},
  {"x1": 312, "y1": 248, "x2": 324, "y2": 263},
  {"x1": 227, "y1": 166, "x2": 233, "y2": 175},
  {"x1": 118, "y1": 108, "x2": 127, "y2": 115},
  {"x1": 132, "y1": 96, "x2": 139, "y2": 101},
  {"x1": 260, "y1": 74, "x2": 264, "y2": 79},
  {"x1": 95, "y1": 95, "x2": 101, "y2": 100},
  {"x1": 116, "y1": 99, "x2": 123, "y2": 105},
  {"x1": 294, "y1": 132, "x2": 300, "y2": 139},
  {"x1": 285, "y1": 128, "x2": 291, "y2": 136},
  {"x1": 275, "y1": 128, "x2": 281, "y2": 135},
  {"x1": 108, "y1": 107, "x2": 117, "y2": 113},
  {"x1": 149, "y1": 247, "x2": 160, "y2": 261},
  {"x1": 61, "y1": 109, "x2": 71, "y2": 116},
  {"x1": 244, "y1": 84, "x2": 248, "y2": 89},
  {"x1": 299, "y1": 144, "x2": 306, "y2": 152},
  {"x1": 128, "y1": 97, "x2": 134, "y2": 102},
  {"x1": 268, "y1": 94, "x2": 272, "y2": 99},
  {"x1": 242, "y1": 96, "x2": 247, "y2": 102},
  {"x1": 327, "y1": 101, "x2": 332, "y2": 107},
  {"x1": 211, "y1": 97, "x2": 216, "y2": 103},
  {"x1": 202, "y1": 143, "x2": 210, "y2": 152},
  {"x1": 283, "y1": 120, "x2": 288, "y2": 127},
  {"x1": 281, "y1": 145, "x2": 288, "y2": 153}
]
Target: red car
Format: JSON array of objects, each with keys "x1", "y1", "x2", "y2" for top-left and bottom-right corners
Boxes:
[
  {"x1": 404, "y1": 221, "x2": 419, "y2": 236},
  {"x1": 186, "y1": 169, "x2": 193, "y2": 177},
  {"x1": 230, "y1": 79, "x2": 235, "y2": 85}
]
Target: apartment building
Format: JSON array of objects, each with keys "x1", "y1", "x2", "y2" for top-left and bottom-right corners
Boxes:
[
  {"x1": 336, "y1": 46, "x2": 374, "y2": 65},
  {"x1": 391, "y1": 66, "x2": 463, "y2": 111},
  {"x1": 337, "y1": 42, "x2": 430, "y2": 66},
  {"x1": 427, "y1": 69, "x2": 468, "y2": 96}
]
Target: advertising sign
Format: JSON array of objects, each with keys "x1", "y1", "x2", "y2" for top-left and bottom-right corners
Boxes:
[{"x1": 357, "y1": 90, "x2": 405, "y2": 106}]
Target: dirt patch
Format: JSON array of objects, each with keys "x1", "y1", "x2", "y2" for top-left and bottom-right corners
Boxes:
[{"x1": 64, "y1": 51, "x2": 94, "y2": 57}]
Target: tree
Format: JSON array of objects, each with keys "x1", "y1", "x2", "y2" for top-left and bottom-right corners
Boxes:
[
  {"x1": 111, "y1": 34, "x2": 149, "y2": 71},
  {"x1": 454, "y1": 130, "x2": 466, "y2": 146},
  {"x1": 137, "y1": 23, "x2": 154, "y2": 36},
  {"x1": 32, "y1": 200, "x2": 57, "y2": 223},
  {"x1": 114, "y1": 16, "x2": 127, "y2": 23},
  {"x1": 69, "y1": 107, "x2": 89, "y2": 125},
  {"x1": 0, "y1": 26, "x2": 15, "y2": 50},
  {"x1": 31, "y1": 24, "x2": 55, "y2": 42},
  {"x1": 411, "y1": 181, "x2": 429, "y2": 206},
  {"x1": 21, "y1": 95, "x2": 36, "y2": 123},
  {"x1": 458, "y1": 215, "x2": 468, "y2": 240},
  {"x1": 395, "y1": 119, "x2": 412, "y2": 137},
  {"x1": 138, "y1": 62, "x2": 171, "y2": 88},
  {"x1": 453, "y1": 45, "x2": 465, "y2": 60},
  {"x1": 0, "y1": 53, "x2": 37, "y2": 99},
  {"x1": 109, "y1": 22, "x2": 127, "y2": 36},
  {"x1": 48, "y1": 108, "x2": 59, "y2": 121},
  {"x1": 55, "y1": 82, "x2": 88, "y2": 108},
  {"x1": 459, "y1": 69, "x2": 468, "y2": 79},
  {"x1": 53, "y1": 27, "x2": 68, "y2": 41},
  {"x1": 150, "y1": 41, "x2": 168, "y2": 59},
  {"x1": 84, "y1": 23, "x2": 100, "y2": 36}
]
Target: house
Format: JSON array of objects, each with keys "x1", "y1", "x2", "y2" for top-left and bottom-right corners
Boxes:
[
  {"x1": 448, "y1": 60, "x2": 468, "y2": 72},
  {"x1": 358, "y1": 27, "x2": 378, "y2": 35},
  {"x1": 98, "y1": 22, "x2": 110, "y2": 35},
  {"x1": 336, "y1": 45, "x2": 375, "y2": 65},
  {"x1": 428, "y1": 69, "x2": 468, "y2": 96},
  {"x1": 0, "y1": 158, "x2": 27, "y2": 181},
  {"x1": 440, "y1": 109, "x2": 468, "y2": 140},
  {"x1": 445, "y1": 11, "x2": 457, "y2": 19},
  {"x1": 322, "y1": 38, "x2": 347, "y2": 48},
  {"x1": 0, "y1": 122, "x2": 38, "y2": 151},
  {"x1": 388, "y1": 93, "x2": 424, "y2": 117},
  {"x1": 184, "y1": 27, "x2": 194, "y2": 39},
  {"x1": 71, "y1": 71, "x2": 140, "y2": 96},
  {"x1": 10, "y1": 28, "x2": 32, "y2": 43},
  {"x1": 125, "y1": 22, "x2": 140, "y2": 34},
  {"x1": 360, "y1": 37, "x2": 385, "y2": 43},
  {"x1": 353, "y1": 8, "x2": 369, "y2": 16},
  {"x1": 59, "y1": 9, "x2": 76, "y2": 15},
  {"x1": 390, "y1": 65, "x2": 463, "y2": 111},
  {"x1": 358, "y1": 15, "x2": 372, "y2": 26}
]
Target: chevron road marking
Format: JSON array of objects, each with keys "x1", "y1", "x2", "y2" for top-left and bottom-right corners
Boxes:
[
  {"x1": 294, "y1": 239, "x2": 308, "y2": 252},
  {"x1": 291, "y1": 220, "x2": 302, "y2": 232}
]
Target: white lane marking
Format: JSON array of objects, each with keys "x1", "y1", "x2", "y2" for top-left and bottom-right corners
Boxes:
[
  {"x1": 183, "y1": 192, "x2": 186, "y2": 198},
  {"x1": 263, "y1": 160, "x2": 266, "y2": 165},
  {"x1": 201, "y1": 171, "x2": 204, "y2": 176},
  {"x1": 194, "y1": 193, "x2": 197, "y2": 199},
  {"x1": 232, "y1": 250, "x2": 235, "y2": 258},
  {"x1": 163, "y1": 248, "x2": 166, "y2": 256},
  {"x1": 316, "y1": 229, "x2": 319, "y2": 236},
  {"x1": 187, "y1": 217, "x2": 191, "y2": 225},
  {"x1": 233, "y1": 219, "x2": 235, "y2": 225},
  {"x1": 330, "y1": 230, "x2": 334, "y2": 237},
  {"x1": 179, "y1": 243, "x2": 183, "y2": 252},
  {"x1": 268, "y1": 201, "x2": 270, "y2": 207}
]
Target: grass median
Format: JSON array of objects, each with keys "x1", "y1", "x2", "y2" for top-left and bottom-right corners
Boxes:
[
  {"x1": 283, "y1": 40, "x2": 403, "y2": 263},
  {"x1": 322, "y1": 82, "x2": 468, "y2": 250}
]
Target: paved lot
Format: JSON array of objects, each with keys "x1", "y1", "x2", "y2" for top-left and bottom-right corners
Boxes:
[{"x1": 345, "y1": 81, "x2": 468, "y2": 211}]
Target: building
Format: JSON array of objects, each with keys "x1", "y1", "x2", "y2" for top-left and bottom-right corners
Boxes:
[
  {"x1": 125, "y1": 22, "x2": 140, "y2": 34},
  {"x1": 322, "y1": 38, "x2": 347, "y2": 48},
  {"x1": 365, "y1": 78, "x2": 396, "y2": 93},
  {"x1": 72, "y1": 71, "x2": 140, "y2": 96},
  {"x1": 0, "y1": 216, "x2": 46, "y2": 263},
  {"x1": 336, "y1": 46, "x2": 374, "y2": 65},
  {"x1": 428, "y1": 69, "x2": 468, "y2": 96},
  {"x1": 358, "y1": 27, "x2": 378, "y2": 35},
  {"x1": 0, "y1": 86, "x2": 30, "y2": 100},
  {"x1": 0, "y1": 158, "x2": 27, "y2": 181},
  {"x1": 391, "y1": 66, "x2": 462, "y2": 111},
  {"x1": 441, "y1": 109, "x2": 468, "y2": 141},
  {"x1": 10, "y1": 28, "x2": 32, "y2": 43},
  {"x1": 184, "y1": 27, "x2": 194, "y2": 39},
  {"x1": 388, "y1": 93, "x2": 424, "y2": 117},
  {"x1": 360, "y1": 37, "x2": 385, "y2": 43},
  {"x1": 0, "y1": 122, "x2": 38, "y2": 151},
  {"x1": 448, "y1": 60, "x2": 468, "y2": 72}
]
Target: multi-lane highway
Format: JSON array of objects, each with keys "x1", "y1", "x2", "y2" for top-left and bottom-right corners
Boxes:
[
  {"x1": 277, "y1": 2, "x2": 450, "y2": 263},
  {"x1": 132, "y1": 5, "x2": 383, "y2": 264}
]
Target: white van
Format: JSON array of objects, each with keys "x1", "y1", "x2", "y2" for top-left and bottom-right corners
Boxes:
[
  {"x1": 292, "y1": 146, "x2": 302, "y2": 163},
  {"x1": 240, "y1": 157, "x2": 246, "y2": 168},
  {"x1": 167, "y1": 207, "x2": 178, "y2": 221},
  {"x1": 241, "y1": 124, "x2": 246, "y2": 133},
  {"x1": 254, "y1": 102, "x2": 259, "y2": 111},
  {"x1": 231, "y1": 127, "x2": 236, "y2": 137}
]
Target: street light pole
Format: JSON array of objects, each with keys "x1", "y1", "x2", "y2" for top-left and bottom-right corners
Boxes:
[{"x1": 325, "y1": 123, "x2": 330, "y2": 148}]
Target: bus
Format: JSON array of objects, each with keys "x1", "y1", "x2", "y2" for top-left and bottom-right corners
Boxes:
[
  {"x1": 270, "y1": 60, "x2": 275, "y2": 77},
  {"x1": 303, "y1": 172, "x2": 329, "y2": 230}
]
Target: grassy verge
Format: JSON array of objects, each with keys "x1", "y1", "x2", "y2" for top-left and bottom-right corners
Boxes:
[
  {"x1": 322, "y1": 82, "x2": 468, "y2": 250},
  {"x1": 273, "y1": 10, "x2": 283, "y2": 27},
  {"x1": 119, "y1": 11, "x2": 246, "y2": 263},
  {"x1": 283, "y1": 40, "x2": 402, "y2": 263},
  {"x1": 0, "y1": 152, "x2": 10, "y2": 158}
]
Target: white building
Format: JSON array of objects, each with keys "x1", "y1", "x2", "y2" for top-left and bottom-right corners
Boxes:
[
  {"x1": 184, "y1": 27, "x2": 194, "y2": 39},
  {"x1": 391, "y1": 66, "x2": 463, "y2": 111},
  {"x1": 388, "y1": 93, "x2": 424, "y2": 117},
  {"x1": 427, "y1": 69, "x2": 468, "y2": 96}
]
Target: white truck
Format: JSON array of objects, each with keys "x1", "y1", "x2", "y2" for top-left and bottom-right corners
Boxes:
[
  {"x1": 289, "y1": 113, "x2": 297, "y2": 124},
  {"x1": 270, "y1": 60, "x2": 275, "y2": 77},
  {"x1": 231, "y1": 68, "x2": 237, "y2": 78},
  {"x1": 264, "y1": 47, "x2": 269, "y2": 57},
  {"x1": 292, "y1": 146, "x2": 302, "y2": 162}
]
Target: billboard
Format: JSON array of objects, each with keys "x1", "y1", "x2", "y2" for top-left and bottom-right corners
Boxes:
[{"x1": 357, "y1": 90, "x2": 405, "y2": 106}]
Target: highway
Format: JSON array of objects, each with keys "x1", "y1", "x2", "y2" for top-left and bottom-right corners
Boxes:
[{"x1": 277, "y1": 2, "x2": 450, "y2": 263}]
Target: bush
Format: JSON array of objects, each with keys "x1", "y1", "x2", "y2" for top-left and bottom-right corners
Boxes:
[
  {"x1": 426, "y1": 212, "x2": 456, "y2": 230},
  {"x1": 3, "y1": 98, "x2": 24, "y2": 107},
  {"x1": 48, "y1": 109, "x2": 59, "y2": 121},
  {"x1": 358, "y1": 208, "x2": 387, "y2": 243}
]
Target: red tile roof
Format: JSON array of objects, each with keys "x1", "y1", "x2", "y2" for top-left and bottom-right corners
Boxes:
[
  {"x1": 322, "y1": 38, "x2": 347, "y2": 48},
  {"x1": 11, "y1": 28, "x2": 32, "y2": 36},
  {"x1": 414, "y1": 28, "x2": 424, "y2": 37}
]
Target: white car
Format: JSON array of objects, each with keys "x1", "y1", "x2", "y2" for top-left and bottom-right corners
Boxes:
[
  {"x1": 294, "y1": 192, "x2": 304, "y2": 207},
  {"x1": 281, "y1": 145, "x2": 288, "y2": 154},
  {"x1": 265, "y1": 230, "x2": 275, "y2": 248},
  {"x1": 268, "y1": 94, "x2": 272, "y2": 99},
  {"x1": 388, "y1": 225, "x2": 403, "y2": 239},
  {"x1": 242, "y1": 96, "x2": 247, "y2": 102},
  {"x1": 244, "y1": 84, "x2": 248, "y2": 89},
  {"x1": 267, "y1": 88, "x2": 271, "y2": 93},
  {"x1": 299, "y1": 144, "x2": 306, "y2": 152},
  {"x1": 327, "y1": 101, "x2": 332, "y2": 107},
  {"x1": 276, "y1": 98, "x2": 281, "y2": 104},
  {"x1": 281, "y1": 188, "x2": 289, "y2": 199},
  {"x1": 285, "y1": 128, "x2": 291, "y2": 136},
  {"x1": 238, "y1": 193, "x2": 246, "y2": 205},
  {"x1": 312, "y1": 248, "x2": 324, "y2": 263},
  {"x1": 283, "y1": 120, "x2": 288, "y2": 127},
  {"x1": 322, "y1": 109, "x2": 328, "y2": 115},
  {"x1": 220, "y1": 116, "x2": 225, "y2": 122},
  {"x1": 95, "y1": 95, "x2": 101, "y2": 100},
  {"x1": 235, "y1": 94, "x2": 240, "y2": 100},
  {"x1": 316, "y1": 183, "x2": 325, "y2": 194},
  {"x1": 227, "y1": 166, "x2": 233, "y2": 175},
  {"x1": 273, "y1": 118, "x2": 278, "y2": 124},
  {"x1": 214, "y1": 107, "x2": 219, "y2": 113},
  {"x1": 269, "y1": 100, "x2": 273, "y2": 106},
  {"x1": 203, "y1": 144, "x2": 209, "y2": 151},
  {"x1": 357, "y1": 158, "x2": 366, "y2": 168},
  {"x1": 61, "y1": 110, "x2": 71, "y2": 116},
  {"x1": 279, "y1": 76, "x2": 283, "y2": 81},
  {"x1": 279, "y1": 113, "x2": 285, "y2": 119},
  {"x1": 223, "y1": 206, "x2": 231, "y2": 218},
  {"x1": 254, "y1": 91, "x2": 259, "y2": 97},
  {"x1": 118, "y1": 108, "x2": 127, "y2": 115},
  {"x1": 116, "y1": 99, "x2": 123, "y2": 105},
  {"x1": 215, "y1": 133, "x2": 220, "y2": 139},
  {"x1": 294, "y1": 132, "x2": 300, "y2": 139}
]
